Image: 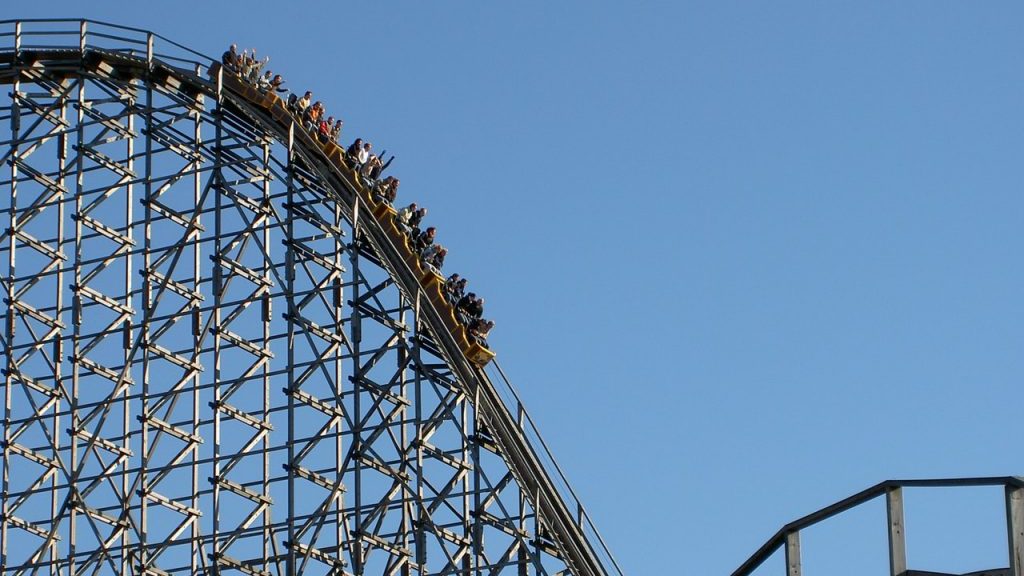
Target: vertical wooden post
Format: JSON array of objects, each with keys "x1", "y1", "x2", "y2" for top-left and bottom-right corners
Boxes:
[
  {"x1": 785, "y1": 531, "x2": 801, "y2": 576},
  {"x1": 887, "y1": 486, "x2": 907, "y2": 576},
  {"x1": 1007, "y1": 486, "x2": 1024, "y2": 576}
]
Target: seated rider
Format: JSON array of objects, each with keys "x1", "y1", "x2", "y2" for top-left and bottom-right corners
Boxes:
[
  {"x1": 384, "y1": 177, "x2": 399, "y2": 204},
  {"x1": 330, "y1": 119, "x2": 344, "y2": 142},
  {"x1": 444, "y1": 273, "x2": 461, "y2": 297},
  {"x1": 270, "y1": 75, "x2": 287, "y2": 93},
  {"x1": 421, "y1": 243, "x2": 440, "y2": 265},
  {"x1": 256, "y1": 70, "x2": 273, "y2": 93},
  {"x1": 395, "y1": 202, "x2": 418, "y2": 235},
  {"x1": 468, "y1": 318, "x2": 495, "y2": 348},
  {"x1": 452, "y1": 278, "x2": 467, "y2": 304},
  {"x1": 346, "y1": 138, "x2": 363, "y2": 166},
  {"x1": 375, "y1": 176, "x2": 398, "y2": 205},
  {"x1": 318, "y1": 117, "x2": 332, "y2": 142},
  {"x1": 413, "y1": 226, "x2": 436, "y2": 253},
  {"x1": 239, "y1": 50, "x2": 254, "y2": 80},
  {"x1": 456, "y1": 292, "x2": 477, "y2": 323},
  {"x1": 311, "y1": 102, "x2": 324, "y2": 127},
  {"x1": 246, "y1": 51, "x2": 268, "y2": 83},
  {"x1": 222, "y1": 44, "x2": 239, "y2": 72},
  {"x1": 361, "y1": 153, "x2": 380, "y2": 183},
  {"x1": 408, "y1": 207, "x2": 427, "y2": 239},
  {"x1": 421, "y1": 245, "x2": 446, "y2": 273},
  {"x1": 303, "y1": 101, "x2": 323, "y2": 131},
  {"x1": 355, "y1": 142, "x2": 372, "y2": 172},
  {"x1": 370, "y1": 155, "x2": 386, "y2": 181},
  {"x1": 431, "y1": 247, "x2": 447, "y2": 271},
  {"x1": 295, "y1": 91, "x2": 313, "y2": 117},
  {"x1": 467, "y1": 296, "x2": 484, "y2": 320}
]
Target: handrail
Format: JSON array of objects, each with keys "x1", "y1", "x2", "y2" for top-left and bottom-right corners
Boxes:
[
  {"x1": 731, "y1": 476, "x2": 1024, "y2": 576},
  {"x1": 490, "y1": 359, "x2": 626, "y2": 575},
  {"x1": 0, "y1": 19, "x2": 215, "y2": 70}
]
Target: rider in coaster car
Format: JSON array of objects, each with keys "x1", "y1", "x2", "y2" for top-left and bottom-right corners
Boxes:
[
  {"x1": 223, "y1": 44, "x2": 239, "y2": 71},
  {"x1": 413, "y1": 226, "x2": 435, "y2": 253},
  {"x1": 468, "y1": 318, "x2": 495, "y2": 348}
]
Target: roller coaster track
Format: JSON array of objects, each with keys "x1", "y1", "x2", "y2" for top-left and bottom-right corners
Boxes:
[{"x1": 0, "y1": 19, "x2": 622, "y2": 576}]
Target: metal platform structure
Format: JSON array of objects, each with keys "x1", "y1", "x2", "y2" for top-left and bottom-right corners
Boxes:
[
  {"x1": 0, "y1": 19, "x2": 623, "y2": 576},
  {"x1": 731, "y1": 477, "x2": 1024, "y2": 576}
]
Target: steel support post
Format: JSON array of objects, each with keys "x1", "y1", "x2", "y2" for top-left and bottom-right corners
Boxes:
[
  {"x1": 785, "y1": 531, "x2": 801, "y2": 576},
  {"x1": 210, "y1": 90, "x2": 225, "y2": 572},
  {"x1": 1007, "y1": 486, "x2": 1024, "y2": 576},
  {"x1": 190, "y1": 65, "x2": 204, "y2": 576},
  {"x1": 67, "y1": 67, "x2": 85, "y2": 576},
  {"x1": 260, "y1": 130, "x2": 273, "y2": 575},
  {"x1": 413, "y1": 299, "x2": 426, "y2": 573},
  {"x1": 50, "y1": 66, "x2": 68, "y2": 576},
  {"x1": 0, "y1": 55, "x2": 18, "y2": 574},
  {"x1": 284, "y1": 120, "x2": 297, "y2": 576},
  {"x1": 138, "y1": 62, "x2": 154, "y2": 575},
  {"x1": 350, "y1": 199, "x2": 364, "y2": 573},
  {"x1": 332, "y1": 194, "x2": 346, "y2": 576},
  {"x1": 887, "y1": 486, "x2": 907, "y2": 576}
]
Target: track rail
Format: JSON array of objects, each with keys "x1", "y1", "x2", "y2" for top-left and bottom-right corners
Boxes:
[
  {"x1": 213, "y1": 63, "x2": 610, "y2": 576},
  {"x1": 0, "y1": 18, "x2": 623, "y2": 576}
]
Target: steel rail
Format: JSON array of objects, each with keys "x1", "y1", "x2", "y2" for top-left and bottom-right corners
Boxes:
[
  {"x1": 731, "y1": 476, "x2": 1024, "y2": 576},
  {"x1": 216, "y1": 72, "x2": 612, "y2": 576}
]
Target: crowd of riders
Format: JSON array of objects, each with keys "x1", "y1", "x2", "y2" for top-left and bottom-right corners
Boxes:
[{"x1": 222, "y1": 44, "x2": 495, "y2": 349}]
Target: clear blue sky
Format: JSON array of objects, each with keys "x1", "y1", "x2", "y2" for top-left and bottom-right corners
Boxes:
[{"x1": 11, "y1": 2, "x2": 1024, "y2": 574}]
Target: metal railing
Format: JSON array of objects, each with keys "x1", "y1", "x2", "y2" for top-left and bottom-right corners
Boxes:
[
  {"x1": 0, "y1": 18, "x2": 214, "y2": 72},
  {"x1": 489, "y1": 360, "x2": 627, "y2": 575},
  {"x1": 732, "y1": 476, "x2": 1024, "y2": 576}
]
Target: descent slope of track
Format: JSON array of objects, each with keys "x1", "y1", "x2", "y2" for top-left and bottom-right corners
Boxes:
[
  {"x1": 0, "y1": 42, "x2": 613, "y2": 575},
  {"x1": 211, "y1": 65, "x2": 609, "y2": 576}
]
